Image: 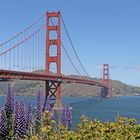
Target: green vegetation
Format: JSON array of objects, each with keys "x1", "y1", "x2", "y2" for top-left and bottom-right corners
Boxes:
[
  {"x1": 1, "y1": 84, "x2": 140, "y2": 139},
  {"x1": 0, "y1": 78, "x2": 140, "y2": 96},
  {"x1": 29, "y1": 115, "x2": 140, "y2": 140}
]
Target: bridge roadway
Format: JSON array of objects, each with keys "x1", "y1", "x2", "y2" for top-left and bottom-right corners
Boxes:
[{"x1": 0, "y1": 70, "x2": 108, "y2": 88}]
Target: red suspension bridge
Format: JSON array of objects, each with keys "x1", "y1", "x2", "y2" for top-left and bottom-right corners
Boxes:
[{"x1": 0, "y1": 11, "x2": 110, "y2": 108}]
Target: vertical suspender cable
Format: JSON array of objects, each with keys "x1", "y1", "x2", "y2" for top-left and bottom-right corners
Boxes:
[
  {"x1": 17, "y1": 35, "x2": 19, "y2": 70},
  {"x1": 50, "y1": 18, "x2": 82, "y2": 76},
  {"x1": 60, "y1": 14, "x2": 90, "y2": 77},
  {"x1": 29, "y1": 29, "x2": 31, "y2": 71},
  {"x1": 13, "y1": 37, "x2": 15, "y2": 70},
  {"x1": 33, "y1": 26, "x2": 34, "y2": 71},
  {"x1": 37, "y1": 27, "x2": 40, "y2": 70}
]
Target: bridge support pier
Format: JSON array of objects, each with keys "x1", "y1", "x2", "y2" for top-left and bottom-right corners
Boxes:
[
  {"x1": 43, "y1": 80, "x2": 62, "y2": 111},
  {"x1": 101, "y1": 87, "x2": 109, "y2": 97}
]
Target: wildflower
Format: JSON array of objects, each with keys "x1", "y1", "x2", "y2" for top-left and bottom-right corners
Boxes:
[
  {"x1": 61, "y1": 105, "x2": 67, "y2": 126},
  {"x1": 26, "y1": 101, "x2": 32, "y2": 134},
  {"x1": 45, "y1": 95, "x2": 51, "y2": 111},
  {"x1": 4, "y1": 83, "x2": 14, "y2": 138},
  {"x1": 13, "y1": 100, "x2": 19, "y2": 137},
  {"x1": 18, "y1": 99, "x2": 26, "y2": 138},
  {"x1": 65, "y1": 103, "x2": 72, "y2": 130},
  {"x1": 35, "y1": 91, "x2": 42, "y2": 133},
  {"x1": 5, "y1": 83, "x2": 14, "y2": 116},
  {"x1": 0, "y1": 107, "x2": 8, "y2": 139}
]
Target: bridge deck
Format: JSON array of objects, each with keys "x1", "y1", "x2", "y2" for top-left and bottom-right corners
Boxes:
[{"x1": 0, "y1": 70, "x2": 108, "y2": 88}]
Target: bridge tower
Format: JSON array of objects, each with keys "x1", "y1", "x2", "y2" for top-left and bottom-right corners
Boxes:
[
  {"x1": 44, "y1": 11, "x2": 62, "y2": 110},
  {"x1": 101, "y1": 64, "x2": 110, "y2": 97}
]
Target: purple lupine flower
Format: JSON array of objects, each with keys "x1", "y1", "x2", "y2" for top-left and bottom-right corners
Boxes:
[
  {"x1": 0, "y1": 107, "x2": 8, "y2": 139},
  {"x1": 45, "y1": 96, "x2": 51, "y2": 111},
  {"x1": 26, "y1": 102, "x2": 32, "y2": 134},
  {"x1": 65, "y1": 103, "x2": 72, "y2": 130},
  {"x1": 4, "y1": 83, "x2": 14, "y2": 138},
  {"x1": 35, "y1": 91, "x2": 42, "y2": 133},
  {"x1": 13, "y1": 100, "x2": 19, "y2": 137},
  {"x1": 5, "y1": 83, "x2": 14, "y2": 116},
  {"x1": 61, "y1": 105, "x2": 67, "y2": 126},
  {"x1": 50, "y1": 108, "x2": 55, "y2": 120},
  {"x1": 35, "y1": 91, "x2": 42, "y2": 121},
  {"x1": 18, "y1": 99, "x2": 26, "y2": 138}
]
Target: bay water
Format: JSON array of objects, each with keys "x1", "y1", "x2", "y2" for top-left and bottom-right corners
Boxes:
[{"x1": 0, "y1": 95, "x2": 140, "y2": 129}]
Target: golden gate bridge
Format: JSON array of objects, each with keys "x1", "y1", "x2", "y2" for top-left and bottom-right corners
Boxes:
[{"x1": 0, "y1": 11, "x2": 110, "y2": 109}]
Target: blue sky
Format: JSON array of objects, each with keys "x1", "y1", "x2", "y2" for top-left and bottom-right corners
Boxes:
[{"x1": 0, "y1": 0, "x2": 140, "y2": 86}]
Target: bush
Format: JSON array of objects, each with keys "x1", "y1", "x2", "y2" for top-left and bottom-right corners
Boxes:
[{"x1": 29, "y1": 114, "x2": 140, "y2": 140}]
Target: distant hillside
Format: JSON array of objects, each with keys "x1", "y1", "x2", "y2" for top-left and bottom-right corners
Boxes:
[{"x1": 0, "y1": 76, "x2": 140, "y2": 97}]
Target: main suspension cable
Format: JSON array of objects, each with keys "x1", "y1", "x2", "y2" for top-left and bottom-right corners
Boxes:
[
  {"x1": 61, "y1": 42, "x2": 82, "y2": 76},
  {"x1": 60, "y1": 14, "x2": 90, "y2": 77},
  {"x1": 0, "y1": 13, "x2": 45, "y2": 47},
  {"x1": 0, "y1": 25, "x2": 45, "y2": 57}
]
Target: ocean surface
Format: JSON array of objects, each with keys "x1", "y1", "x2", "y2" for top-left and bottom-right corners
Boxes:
[{"x1": 1, "y1": 95, "x2": 140, "y2": 128}]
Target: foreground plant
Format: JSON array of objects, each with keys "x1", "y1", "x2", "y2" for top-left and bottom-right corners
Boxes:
[
  {"x1": 13, "y1": 100, "x2": 19, "y2": 138},
  {"x1": 3, "y1": 85, "x2": 140, "y2": 140},
  {"x1": 4, "y1": 84, "x2": 14, "y2": 139},
  {"x1": 0, "y1": 107, "x2": 8, "y2": 140},
  {"x1": 26, "y1": 102, "x2": 32, "y2": 136},
  {"x1": 65, "y1": 103, "x2": 72, "y2": 130},
  {"x1": 35, "y1": 91, "x2": 42, "y2": 134},
  {"x1": 18, "y1": 99, "x2": 26, "y2": 138},
  {"x1": 60, "y1": 103, "x2": 72, "y2": 130}
]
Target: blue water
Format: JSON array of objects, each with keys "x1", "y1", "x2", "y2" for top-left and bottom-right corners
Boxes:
[{"x1": 1, "y1": 96, "x2": 140, "y2": 128}]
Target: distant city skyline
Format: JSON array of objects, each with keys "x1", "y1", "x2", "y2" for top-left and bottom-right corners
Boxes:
[{"x1": 0, "y1": 0, "x2": 140, "y2": 86}]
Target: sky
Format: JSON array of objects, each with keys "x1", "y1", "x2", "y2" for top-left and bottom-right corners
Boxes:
[{"x1": 0, "y1": 0, "x2": 140, "y2": 86}]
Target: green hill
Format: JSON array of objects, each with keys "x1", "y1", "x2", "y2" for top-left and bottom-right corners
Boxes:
[{"x1": 0, "y1": 76, "x2": 140, "y2": 97}]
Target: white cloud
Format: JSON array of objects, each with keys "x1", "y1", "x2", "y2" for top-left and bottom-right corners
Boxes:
[
  {"x1": 123, "y1": 64, "x2": 140, "y2": 71},
  {"x1": 93, "y1": 64, "x2": 116, "y2": 70},
  {"x1": 93, "y1": 64, "x2": 103, "y2": 69}
]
